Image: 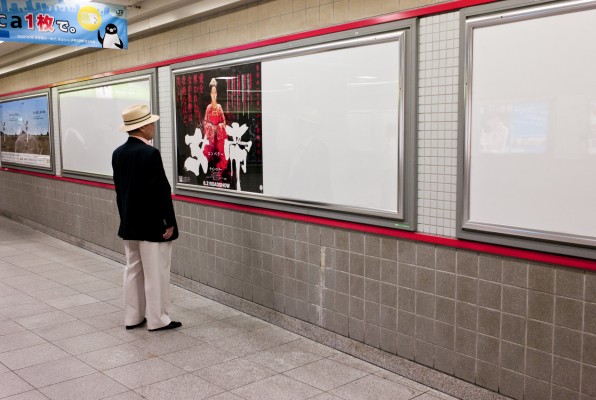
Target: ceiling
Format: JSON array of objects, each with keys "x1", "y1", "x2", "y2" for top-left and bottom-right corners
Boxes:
[{"x1": 0, "y1": 0, "x2": 255, "y2": 78}]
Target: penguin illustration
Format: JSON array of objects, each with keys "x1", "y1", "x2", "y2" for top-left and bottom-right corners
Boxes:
[{"x1": 98, "y1": 24, "x2": 123, "y2": 49}]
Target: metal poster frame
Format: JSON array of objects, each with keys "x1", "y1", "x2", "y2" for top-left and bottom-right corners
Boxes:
[
  {"x1": 0, "y1": 90, "x2": 55, "y2": 174},
  {"x1": 459, "y1": 0, "x2": 596, "y2": 258},
  {"x1": 56, "y1": 69, "x2": 158, "y2": 182},
  {"x1": 171, "y1": 20, "x2": 417, "y2": 230}
]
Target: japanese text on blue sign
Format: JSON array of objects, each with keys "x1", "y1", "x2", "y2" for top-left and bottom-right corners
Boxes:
[{"x1": 0, "y1": 1, "x2": 127, "y2": 49}]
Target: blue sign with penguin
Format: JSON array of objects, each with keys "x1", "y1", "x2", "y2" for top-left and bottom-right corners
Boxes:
[{"x1": 0, "y1": 0, "x2": 127, "y2": 49}]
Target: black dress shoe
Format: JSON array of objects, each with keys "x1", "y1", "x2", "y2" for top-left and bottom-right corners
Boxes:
[
  {"x1": 125, "y1": 318, "x2": 146, "y2": 330},
  {"x1": 149, "y1": 321, "x2": 182, "y2": 331}
]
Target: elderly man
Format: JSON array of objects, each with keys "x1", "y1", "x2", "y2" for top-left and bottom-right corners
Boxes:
[{"x1": 112, "y1": 104, "x2": 181, "y2": 331}]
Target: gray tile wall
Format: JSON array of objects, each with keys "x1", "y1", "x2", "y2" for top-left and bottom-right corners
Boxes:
[
  {"x1": 2, "y1": 169, "x2": 595, "y2": 400},
  {"x1": 0, "y1": 172, "x2": 122, "y2": 255}
]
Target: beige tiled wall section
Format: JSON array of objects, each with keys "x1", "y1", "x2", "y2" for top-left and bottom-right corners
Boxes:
[
  {"x1": 0, "y1": 0, "x2": 444, "y2": 93},
  {"x1": 2, "y1": 1, "x2": 596, "y2": 400}
]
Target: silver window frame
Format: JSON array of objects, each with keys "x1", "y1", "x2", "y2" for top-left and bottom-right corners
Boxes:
[
  {"x1": 171, "y1": 20, "x2": 417, "y2": 230},
  {"x1": 459, "y1": 0, "x2": 596, "y2": 258}
]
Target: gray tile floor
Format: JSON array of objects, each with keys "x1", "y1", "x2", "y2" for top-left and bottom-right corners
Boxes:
[{"x1": 0, "y1": 215, "x2": 458, "y2": 400}]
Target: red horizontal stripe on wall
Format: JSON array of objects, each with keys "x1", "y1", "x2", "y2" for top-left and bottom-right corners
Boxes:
[{"x1": 2, "y1": 167, "x2": 595, "y2": 272}]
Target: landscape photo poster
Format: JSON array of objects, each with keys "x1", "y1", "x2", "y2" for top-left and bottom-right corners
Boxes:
[
  {"x1": 0, "y1": 94, "x2": 52, "y2": 169},
  {"x1": 174, "y1": 62, "x2": 263, "y2": 194}
]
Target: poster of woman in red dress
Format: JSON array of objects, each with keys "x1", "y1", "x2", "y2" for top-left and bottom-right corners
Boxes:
[
  {"x1": 175, "y1": 62, "x2": 262, "y2": 193},
  {"x1": 202, "y1": 78, "x2": 228, "y2": 183}
]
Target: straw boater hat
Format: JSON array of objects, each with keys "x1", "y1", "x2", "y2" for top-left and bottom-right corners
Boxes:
[{"x1": 120, "y1": 104, "x2": 160, "y2": 132}]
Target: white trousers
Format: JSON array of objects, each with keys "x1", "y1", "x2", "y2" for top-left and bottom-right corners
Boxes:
[{"x1": 123, "y1": 240, "x2": 172, "y2": 330}]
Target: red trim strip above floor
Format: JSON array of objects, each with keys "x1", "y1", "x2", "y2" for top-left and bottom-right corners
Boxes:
[
  {"x1": 0, "y1": 168, "x2": 114, "y2": 190},
  {"x1": 2, "y1": 167, "x2": 595, "y2": 272}
]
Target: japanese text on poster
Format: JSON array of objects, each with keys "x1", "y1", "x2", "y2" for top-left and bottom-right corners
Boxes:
[
  {"x1": 0, "y1": 1, "x2": 127, "y2": 49},
  {"x1": 175, "y1": 62, "x2": 263, "y2": 193}
]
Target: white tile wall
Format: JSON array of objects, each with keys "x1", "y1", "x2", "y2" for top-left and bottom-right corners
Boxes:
[
  {"x1": 158, "y1": 66, "x2": 174, "y2": 190},
  {"x1": 417, "y1": 12, "x2": 459, "y2": 237}
]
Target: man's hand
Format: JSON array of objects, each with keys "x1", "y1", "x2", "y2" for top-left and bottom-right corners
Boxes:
[{"x1": 163, "y1": 226, "x2": 174, "y2": 240}]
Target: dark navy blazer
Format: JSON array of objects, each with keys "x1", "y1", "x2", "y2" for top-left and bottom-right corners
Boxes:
[{"x1": 112, "y1": 137, "x2": 178, "y2": 242}]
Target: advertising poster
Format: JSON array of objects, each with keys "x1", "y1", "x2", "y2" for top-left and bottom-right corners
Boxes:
[
  {"x1": 0, "y1": 1, "x2": 127, "y2": 49},
  {"x1": 175, "y1": 62, "x2": 263, "y2": 193},
  {"x1": 0, "y1": 94, "x2": 51, "y2": 168}
]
